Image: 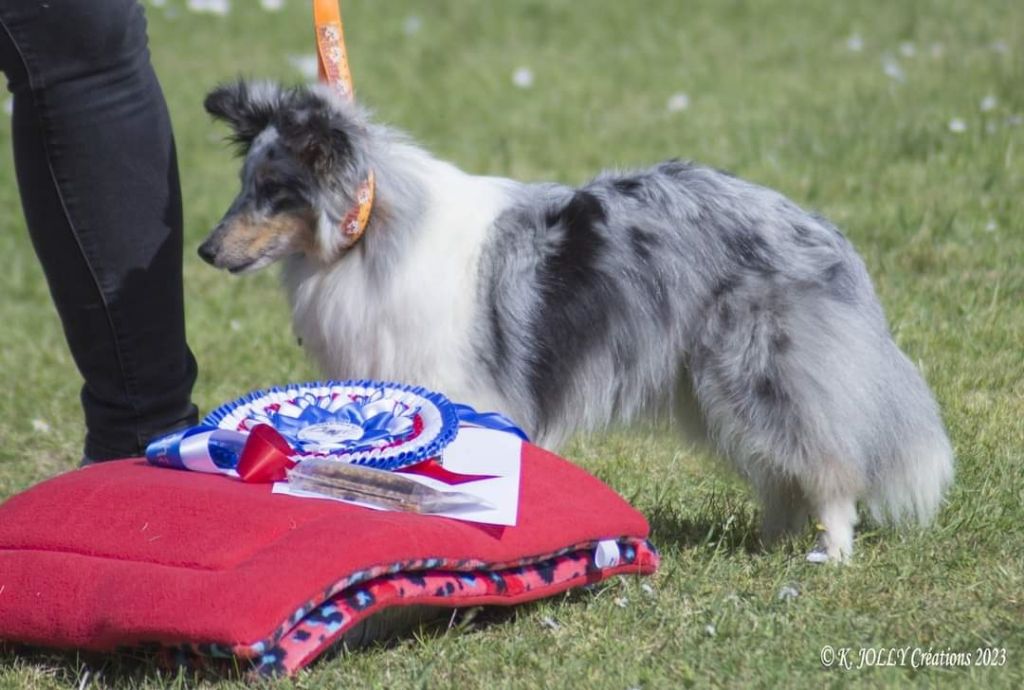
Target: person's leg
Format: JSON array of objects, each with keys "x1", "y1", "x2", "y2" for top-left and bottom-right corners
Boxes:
[{"x1": 0, "y1": 1, "x2": 197, "y2": 460}]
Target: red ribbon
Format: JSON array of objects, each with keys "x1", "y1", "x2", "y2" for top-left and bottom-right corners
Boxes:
[
  {"x1": 236, "y1": 424, "x2": 496, "y2": 485},
  {"x1": 237, "y1": 424, "x2": 298, "y2": 483},
  {"x1": 397, "y1": 459, "x2": 496, "y2": 485}
]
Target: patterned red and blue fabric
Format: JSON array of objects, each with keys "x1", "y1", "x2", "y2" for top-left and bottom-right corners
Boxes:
[{"x1": 173, "y1": 538, "x2": 657, "y2": 676}]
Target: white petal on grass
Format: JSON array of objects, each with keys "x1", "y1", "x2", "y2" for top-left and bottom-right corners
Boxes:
[
  {"x1": 149, "y1": 0, "x2": 167, "y2": 7},
  {"x1": 187, "y1": 0, "x2": 230, "y2": 16},
  {"x1": 980, "y1": 95, "x2": 997, "y2": 112},
  {"x1": 948, "y1": 118, "x2": 967, "y2": 134},
  {"x1": 260, "y1": 0, "x2": 285, "y2": 11},
  {"x1": 704, "y1": 623, "x2": 716, "y2": 637},
  {"x1": 985, "y1": 219, "x2": 997, "y2": 232},
  {"x1": 777, "y1": 585, "x2": 799, "y2": 601},
  {"x1": 930, "y1": 42, "x2": 945, "y2": 59},
  {"x1": 881, "y1": 55, "x2": 905, "y2": 82},
  {"x1": 641, "y1": 582, "x2": 655, "y2": 596},
  {"x1": 666, "y1": 92, "x2": 690, "y2": 113},
  {"x1": 32, "y1": 419, "x2": 51, "y2": 434},
  {"x1": 403, "y1": 15, "x2": 423, "y2": 36},
  {"x1": 512, "y1": 67, "x2": 534, "y2": 89},
  {"x1": 287, "y1": 54, "x2": 319, "y2": 81},
  {"x1": 990, "y1": 40, "x2": 1009, "y2": 55},
  {"x1": 539, "y1": 616, "x2": 560, "y2": 630},
  {"x1": 3, "y1": 97, "x2": 12, "y2": 116},
  {"x1": 898, "y1": 42, "x2": 916, "y2": 58},
  {"x1": 229, "y1": 320, "x2": 242, "y2": 332},
  {"x1": 614, "y1": 596, "x2": 629, "y2": 608},
  {"x1": 845, "y1": 33, "x2": 863, "y2": 52},
  {"x1": 1007, "y1": 114, "x2": 1023, "y2": 127}
]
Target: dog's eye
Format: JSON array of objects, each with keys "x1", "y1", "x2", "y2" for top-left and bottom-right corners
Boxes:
[
  {"x1": 257, "y1": 180, "x2": 305, "y2": 213},
  {"x1": 257, "y1": 181, "x2": 287, "y2": 198},
  {"x1": 270, "y1": 196, "x2": 305, "y2": 213}
]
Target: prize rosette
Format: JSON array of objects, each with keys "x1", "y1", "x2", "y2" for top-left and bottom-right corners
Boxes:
[
  {"x1": 202, "y1": 380, "x2": 460, "y2": 471},
  {"x1": 145, "y1": 379, "x2": 528, "y2": 484}
]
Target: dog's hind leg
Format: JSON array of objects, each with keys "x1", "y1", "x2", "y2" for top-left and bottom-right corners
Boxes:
[
  {"x1": 804, "y1": 490, "x2": 858, "y2": 563},
  {"x1": 673, "y1": 367, "x2": 711, "y2": 447},
  {"x1": 755, "y1": 473, "x2": 810, "y2": 546},
  {"x1": 690, "y1": 277, "x2": 868, "y2": 563}
]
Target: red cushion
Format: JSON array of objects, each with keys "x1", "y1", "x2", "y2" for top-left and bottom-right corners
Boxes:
[{"x1": 0, "y1": 442, "x2": 654, "y2": 668}]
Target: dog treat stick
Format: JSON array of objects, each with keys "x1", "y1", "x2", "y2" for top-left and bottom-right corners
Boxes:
[{"x1": 288, "y1": 458, "x2": 493, "y2": 514}]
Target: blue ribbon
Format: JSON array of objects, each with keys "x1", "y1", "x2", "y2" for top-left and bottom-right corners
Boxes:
[
  {"x1": 453, "y1": 404, "x2": 529, "y2": 441},
  {"x1": 146, "y1": 425, "x2": 247, "y2": 474}
]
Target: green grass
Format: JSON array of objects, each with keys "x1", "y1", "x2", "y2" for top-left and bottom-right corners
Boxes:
[{"x1": 1, "y1": 0, "x2": 1022, "y2": 687}]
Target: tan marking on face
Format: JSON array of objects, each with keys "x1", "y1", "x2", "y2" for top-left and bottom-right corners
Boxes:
[{"x1": 214, "y1": 211, "x2": 317, "y2": 270}]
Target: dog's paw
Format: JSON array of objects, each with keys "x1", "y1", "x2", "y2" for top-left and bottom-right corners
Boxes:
[
  {"x1": 806, "y1": 546, "x2": 831, "y2": 564},
  {"x1": 806, "y1": 531, "x2": 853, "y2": 564}
]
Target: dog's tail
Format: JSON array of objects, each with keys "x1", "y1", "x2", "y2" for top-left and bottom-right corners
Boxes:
[
  {"x1": 867, "y1": 435, "x2": 954, "y2": 526},
  {"x1": 864, "y1": 347, "x2": 954, "y2": 527}
]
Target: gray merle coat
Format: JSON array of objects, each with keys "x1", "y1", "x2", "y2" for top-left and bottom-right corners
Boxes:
[{"x1": 199, "y1": 81, "x2": 954, "y2": 562}]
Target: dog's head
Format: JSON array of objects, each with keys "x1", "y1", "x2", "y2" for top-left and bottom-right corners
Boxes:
[{"x1": 198, "y1": 81, "x2": 372, "y2": 272}]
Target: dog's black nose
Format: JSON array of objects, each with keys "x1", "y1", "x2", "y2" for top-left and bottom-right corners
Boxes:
[{"x1": 197, "y1": 241, "x2": 217, "y2": 265}]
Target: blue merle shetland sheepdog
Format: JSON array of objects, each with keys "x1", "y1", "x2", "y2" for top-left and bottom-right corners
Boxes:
[{"x1": 198, "y1": 80, "x2": 953, "y2": 562}]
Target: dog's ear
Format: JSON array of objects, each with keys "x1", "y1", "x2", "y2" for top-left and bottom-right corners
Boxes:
[
  {"x1": 204, "y1": 81, "x2": 283, "y2": 149},
  {"x1": 277, "y1": 90, "x2": 354, "y2": 175}
]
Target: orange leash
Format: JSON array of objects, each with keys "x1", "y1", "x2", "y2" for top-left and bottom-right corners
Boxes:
[{"x1": 313, "y1": 0, "x2": 375, "y2": 241}]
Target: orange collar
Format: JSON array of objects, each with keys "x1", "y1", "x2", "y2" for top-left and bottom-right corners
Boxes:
[
  {"x1": 339, "y1": 171, "x2": 375, "y2": 240},
  {"x1": 314, "y1": 0, "x2": 375, "y2": 243}
]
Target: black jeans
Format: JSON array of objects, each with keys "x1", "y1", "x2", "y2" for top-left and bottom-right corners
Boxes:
[{"x1": 0, "y1": 0, "x2": 197, "y2": 460}]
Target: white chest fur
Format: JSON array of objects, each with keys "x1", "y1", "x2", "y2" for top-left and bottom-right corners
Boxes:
[{"x1": 283, "y1": 154, "x2": 514, "y2": 411}]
